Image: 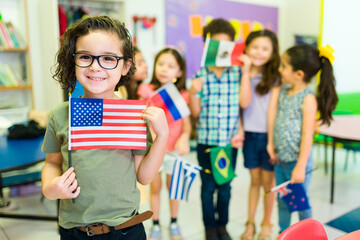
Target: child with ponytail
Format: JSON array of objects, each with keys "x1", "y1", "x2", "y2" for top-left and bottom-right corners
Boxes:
[{"x1": 267, "y1": 44, "x2": 338, "y2": 233}]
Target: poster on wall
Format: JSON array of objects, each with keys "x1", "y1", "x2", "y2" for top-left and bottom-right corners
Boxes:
[{"x1": 166, "y1": 0, "x2": 278, "y2": 78}]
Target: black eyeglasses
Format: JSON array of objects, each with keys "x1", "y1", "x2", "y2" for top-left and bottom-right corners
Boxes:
[{"x1": 73, "y1": 53, "x2": 125, "y2": 70}]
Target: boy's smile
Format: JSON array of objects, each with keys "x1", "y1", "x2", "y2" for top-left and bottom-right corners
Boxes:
[{"x1": 75, "y1": 30, "x2": 130, "y2": 99}]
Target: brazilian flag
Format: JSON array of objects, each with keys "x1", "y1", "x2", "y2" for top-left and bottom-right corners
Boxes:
[{"x1": 209, "y1": 144, "x2": 236, "y2": 185}]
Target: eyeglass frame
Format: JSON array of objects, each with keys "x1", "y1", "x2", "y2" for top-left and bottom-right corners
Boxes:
[{"x1": 73, "y1": 53, "x2": 125, "y2": 70}]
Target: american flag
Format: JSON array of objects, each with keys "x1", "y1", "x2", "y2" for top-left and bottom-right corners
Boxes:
[{"x1": 69, "y1": 98, "x2": 147, "y2": 150}]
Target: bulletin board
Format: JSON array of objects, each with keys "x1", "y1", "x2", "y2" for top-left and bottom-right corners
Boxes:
[{"x1": 165, "y1": 0, "x2": 278, "y2": 78}]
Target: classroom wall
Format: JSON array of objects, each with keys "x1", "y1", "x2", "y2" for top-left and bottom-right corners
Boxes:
[
  {"x1": 124, "y1": 0, "x2": 320, "y2": 83},
  {"x1": 27, "y1": 0, "x2": 63, "y2": 111},
  {"x1": 27, "y1": 0, "x2": 321, "y2": 110},
  {"x1": 322, "y1": 0, "x2": 360, "y2": 93}
]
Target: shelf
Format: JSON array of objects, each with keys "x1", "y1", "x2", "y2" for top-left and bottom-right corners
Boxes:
[
  {"x1": 0, "y1": 47, "x2": 29, "y2": 52},
  {"x1": 0, "y1": 85, "x2": 32, "y2": 90}
]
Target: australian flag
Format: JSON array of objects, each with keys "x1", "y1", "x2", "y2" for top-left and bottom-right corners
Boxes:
[{"x1": 279, "y1": 183, "x2": 311, "y2": 213}]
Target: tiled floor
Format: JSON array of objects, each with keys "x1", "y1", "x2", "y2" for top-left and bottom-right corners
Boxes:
[{"x1": 0, "y1": 144, "x2": 359, "y2": 240}]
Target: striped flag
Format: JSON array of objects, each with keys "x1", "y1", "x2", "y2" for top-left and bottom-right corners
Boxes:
[
  {"x1": 201, "y1": 37, "x2": 245, "y2": 67},
  {"x1": 69, "y1": 98, "x2": 147, "y2": 150},
  {"x1": 149, "y1": 82, "x2": 190, "y2": 123},
  {"x1": 169, "y1": 157, "x2": 202, "y2": 201}
]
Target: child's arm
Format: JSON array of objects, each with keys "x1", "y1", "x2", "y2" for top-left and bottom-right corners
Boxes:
[
  {"x1": 266, "y1": 86, "x2": 281, "y2": 165},
  {"x1": 175, "y1": 116, "x2": 191, "y2": 156},
  {"x1": 189, "y1": 78, "x2": 203, "y2": 118},
  {"x1": 135, "y1": 106, "x2": 169, "y2": 185},
  {"x1": 231, "y1": 117, "x2": 244, "y2": 148},
  {"x1": 41, "y1": 152, "x2": 80, "y2": 200},
  {"x1": 238, "y1": 54, "x2": 252, "y2": 108},
  {"x1": 291, "y1": 94, "x2": 317, "y2": 183}
]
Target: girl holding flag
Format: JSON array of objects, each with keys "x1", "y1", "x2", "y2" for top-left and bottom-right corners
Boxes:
[
  {"x1": 267, "y1": 44, "x2": 337, "y2": 233},
  {"x1": 137, "y1": 47, "x2": 191, "y2": 240}
]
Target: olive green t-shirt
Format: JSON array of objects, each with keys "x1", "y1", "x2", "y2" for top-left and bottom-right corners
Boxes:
[{"x1": 42, "y1": 102, "x2": 153, "y2": 229}]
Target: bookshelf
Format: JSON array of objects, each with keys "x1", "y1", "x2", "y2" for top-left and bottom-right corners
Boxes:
[{"x1": 0, "y1": 0, "x2": 33, "y2": 123}]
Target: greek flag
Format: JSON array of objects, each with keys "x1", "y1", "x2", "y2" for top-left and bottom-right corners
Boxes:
[{"x1": 169, "y1": 157, "x2": 201, "y2": 201}]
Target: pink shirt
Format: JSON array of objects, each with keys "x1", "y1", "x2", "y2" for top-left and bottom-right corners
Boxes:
[{"x1": 137, "y1": 83, "x2": 189, "y2": 152}]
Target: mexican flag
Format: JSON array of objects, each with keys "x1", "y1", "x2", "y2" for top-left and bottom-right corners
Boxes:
[
  {"x1": 209, "y1": 144, "x2": 236, "y2": 185},
  {"x1": 201, "y1": 37, "x2": 245, "y2": 67}
]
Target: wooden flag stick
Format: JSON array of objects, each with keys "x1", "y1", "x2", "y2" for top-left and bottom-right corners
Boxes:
[{"x1": 263, "y1": 167, "x2": 317, "y2": 196}]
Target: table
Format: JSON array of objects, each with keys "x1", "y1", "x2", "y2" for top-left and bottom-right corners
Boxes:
[
  {"x1": 319, "y1": 115, "x2": 360, "y2": 203},
  {"x1": 0, "y1": 135, "x2": 57, "y2": 221}
]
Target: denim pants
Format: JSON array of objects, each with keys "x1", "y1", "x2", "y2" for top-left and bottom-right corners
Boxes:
[
  {"x1": 59, "y1": 223, "x2": 146, "y2": 240},
  {"x1": 274, "y1": 153, "x2": 314, "y2": 233},
  {"x1": 196, "y1": 143, "x2": 238, "y2": 230}
]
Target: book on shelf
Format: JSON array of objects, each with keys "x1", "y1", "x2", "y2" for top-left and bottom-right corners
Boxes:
[
  {"x1": 0, "y1": 63, "x2": 24, "y2": 87},
  {"x1": 0, "y1": 18, "x2": 26, "y2": 49},
  {"x1": 6, "y1": 22, "x2": 25, "y2": 47}
]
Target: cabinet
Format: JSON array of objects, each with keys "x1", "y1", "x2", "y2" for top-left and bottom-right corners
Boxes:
[{"x1": 0, "y1": 0, "x2": 33, "y2": 123}]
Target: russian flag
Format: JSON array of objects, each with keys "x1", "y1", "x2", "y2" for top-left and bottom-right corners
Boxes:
[{"x1": 149, "y1": 82, "x2": 190, "y2": 123}]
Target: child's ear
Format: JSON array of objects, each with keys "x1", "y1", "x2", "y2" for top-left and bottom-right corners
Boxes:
[
  {"x1": 121, "y1": 60, "x2": 132, "y2": 76},
  {"x1": 176, "y1": 70, "x2": 183, "y2": 78},
  {"x1": 295, "y1": 69, "x2": 305, "y2": 80}
]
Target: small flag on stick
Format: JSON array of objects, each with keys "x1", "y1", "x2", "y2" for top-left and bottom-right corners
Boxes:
[
  {"x1": 201, "y1": 37, "x2": 245, "y2": 67},
  {"x1": 69, "y1": 98, "x2": 147, "y2": 150},
  {"x1": 149, "y1": 82, "x2": 190, "y2": 123},
  {"x1": 169, "y1": 156, "x2": 202, "y2": 201},
  {"x1": 275, "y1": 183, "x2": 311, "y2": 213},
  {"x1": 208, "y1": 144, "x2": 236, "y2": 185}
]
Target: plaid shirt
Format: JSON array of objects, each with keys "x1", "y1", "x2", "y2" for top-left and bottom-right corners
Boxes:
[{"x1": 193, "y1": 66, "x2": 241, "y2": 146}]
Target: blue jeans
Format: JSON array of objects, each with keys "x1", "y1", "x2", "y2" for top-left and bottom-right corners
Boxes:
[
  {"x1": 59, "y1": 223, "x2": 146, "y2": 240},
  {"x1": 196, "y1": 143, "x2": 238, "y2": 230},
  {"x1": 274, "y1": 153, "x2": 314, "y2": 233}
]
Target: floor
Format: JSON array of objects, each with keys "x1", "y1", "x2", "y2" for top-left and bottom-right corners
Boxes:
[{"x1": 0, "y1": 144, "x2": 359, "y2": 240}]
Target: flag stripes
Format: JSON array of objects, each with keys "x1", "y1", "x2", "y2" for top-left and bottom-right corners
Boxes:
[
  {"x1": 201, "y1": 37, "x2": 245, "y2": 67},
  {"x1": 149, "y1": 82, "x2": 190, "y2": 123},
  {"x1": 169, "y1": 157, "x2": 201, "y2": 201},
  {"x1": 69, "y1": 98, "x2": 147, "y2": 150}
]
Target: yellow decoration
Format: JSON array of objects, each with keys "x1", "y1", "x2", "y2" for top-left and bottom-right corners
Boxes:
[{"x1": 319, "y1": 44, "x2": 335, "y2": 65}]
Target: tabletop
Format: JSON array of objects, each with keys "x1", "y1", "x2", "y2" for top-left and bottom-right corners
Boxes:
[
  {"x1": 0, "y1": 135, "x2": 46, "y2": 173},
  {"x1": 319, "y1": 115, "x2": 360, "y2": 141}
]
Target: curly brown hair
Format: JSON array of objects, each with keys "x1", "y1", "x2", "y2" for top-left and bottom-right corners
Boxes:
[
  {"x1": 245, "y1": 30, "x2": 280, "y2": 95},
  {"x1": 53, "y1": 16, "x2": 135, "y2": 94}
]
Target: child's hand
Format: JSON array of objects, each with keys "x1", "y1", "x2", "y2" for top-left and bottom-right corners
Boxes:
[
  {"x1": 142, "y1": 106, "x2": 169, "y2": 139},
  {"x1": 290, "y1": 164, "x2": 306, "y2": 184},
  {"x1": 266, "y1": 143, "x2": 279, "y2": 165},
  {"x1": 239, "y1": 54, "x2": 251, "y2": 74},
  {"x1": 44, "y1": 167, "x2": 80, "y2": 200},
  {"x1": 231, "y1": 133, "x2": 244, "y2": 148},
  {"x1": 190, "y1": 78, "x2": 203, "y2": 96},
  {"x1": 175, "y1": 134, "x2": 190, "y2": 156}
]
